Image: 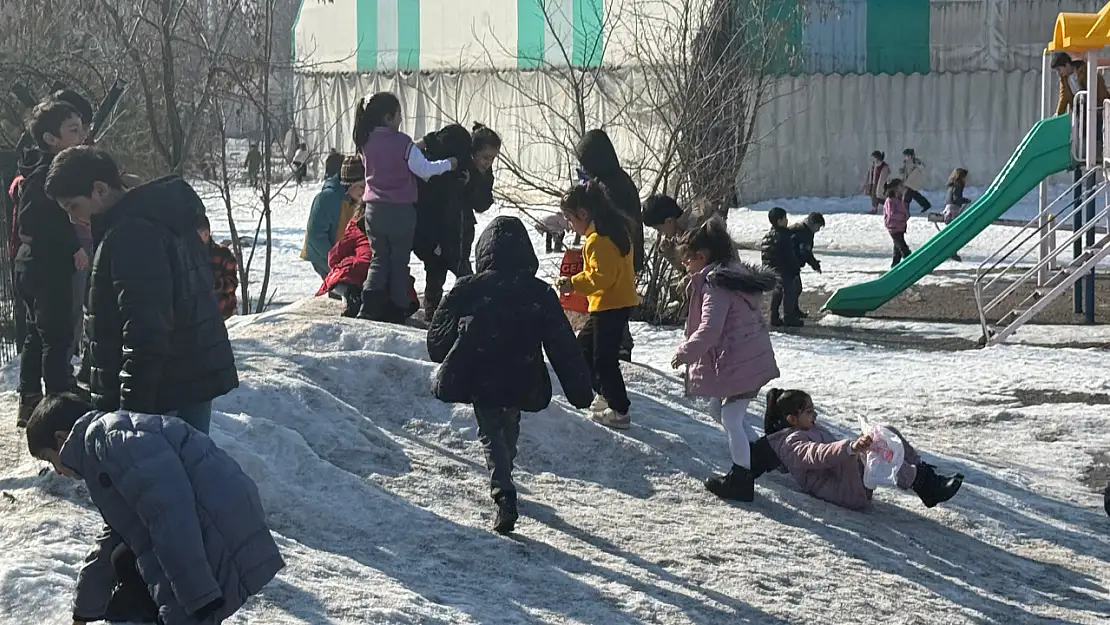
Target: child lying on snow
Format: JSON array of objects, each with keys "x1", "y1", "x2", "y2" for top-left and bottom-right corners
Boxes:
[
  {"x1": 26, "y1": 393, "x2": 284, "y2": 625},
  {"x1": 317, "y1": 201, "x2": 420, "y2": 319},
  {"x1": 427, "y1": 216, "x2": 593, "y2": 534},
  {"x1": 761, "y1": 388, "x2": 963, "y2": 510}
]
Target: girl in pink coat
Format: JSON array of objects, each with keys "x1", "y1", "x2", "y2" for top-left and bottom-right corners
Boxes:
[
  {"x1": 670, "y1": 219, "x2": 780, "y2": 502},
  {"x1": 883, "y1": 178, "x2": 913, "y2": 268},
  {"x1": 763, "y1": 388, "x2": 963, "y2": 510}
]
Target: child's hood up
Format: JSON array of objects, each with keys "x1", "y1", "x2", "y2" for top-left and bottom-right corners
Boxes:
[
  {"x1": 575, "y1": 129, "x2": 621, "y2": 177},
  {"x1": 101, "y1": 175, "x2": 205, "y2": 235},
  {"x1": 474, "y1": 215, "x2": 539, "y2": 275}
]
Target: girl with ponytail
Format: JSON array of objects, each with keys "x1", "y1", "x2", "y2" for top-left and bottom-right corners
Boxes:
[
  {"x1": 349, "y1": 92, "x2": 458, "y2": 321},
  {"x1": 762, "y1": 388, "x2": 964, "y2": 510},
  {"x1": 669, "y1": 218, "x2": 780, "y2": 501}
]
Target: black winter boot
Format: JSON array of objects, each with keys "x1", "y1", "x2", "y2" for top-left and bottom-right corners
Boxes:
[
  {"x1": 16, "y1": 393, "x2": 42, "y2": 428},
  {"x1": 357, "y1": 290, "x2": 388, "y2": 321},
  {"x1": 493, "y1": 492, "x2": 519, "y2": 535},
  {"x1": 912, "y1": 462, "x2": 964, "y2": 508},
  {"x1": 749, "y1": 437, "x2": 781, "y2": 479},
  {"x1": 381, "y1": 301, "x2": 408, "y2": 325},
  {"x1": 705, "y1": 464, "x2": 755, "y2": 502},
  {"x1": 341, "y1": 291, "x2": 362, "y2": 318}
]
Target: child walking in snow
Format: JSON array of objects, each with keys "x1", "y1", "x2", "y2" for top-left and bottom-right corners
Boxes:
[
  {"x1": 761, "y1": 388, "x2": 964, "y2": 510},
  {"x1": 883, "y1": 179, "x2": 912, "y2": 267},
  {"x1": 943, "y1": 168, "x2": 972, "y2": 262},
  {"x1": 352, "y1": 92, "x2": 457, "y2": 323},
  {"x1": 761, "y1": 207, "x2": 803, "y2": 327},
  {"x1": 864, "y1": 150, "x2": 890, "y2": 214},
  {"x1": 26, "y1": 393, "x2": 284, "y2": 624},
  {"x1": 428, "y1": 216, "x2": 593, "y2": 534},
  {"x1": 669, "y1": 219, "x2": 781, "y2": 502},
  {"x1": 900, "y1": 148, "x2": 931, "y2": 213},
  {"x1": 556, "y1": 180, "x2": 639, "y2": 430}
]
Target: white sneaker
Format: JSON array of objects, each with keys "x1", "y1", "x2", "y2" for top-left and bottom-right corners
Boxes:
[
  {"x1": 591, "y1": 408, "x2": 630, "y2": 430},
  {"x1": 589, "y1": 395, "x2": 609, "y2": 414}
]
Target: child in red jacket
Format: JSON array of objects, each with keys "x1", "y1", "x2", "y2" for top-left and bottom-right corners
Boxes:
[{"x1": 317, "y1": 203, "x2": 419, "y2": 319}]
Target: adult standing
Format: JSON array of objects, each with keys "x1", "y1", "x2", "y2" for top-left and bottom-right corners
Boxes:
[
  {"x1": 863, "y1": 150, "x2": 889, "y2": 215},
  {"x1": 415, "y1": 123, "x2": 502, "y2": 321},
  {"x1": 45, "y1": 146, "x2": 238, "y2": 434}
]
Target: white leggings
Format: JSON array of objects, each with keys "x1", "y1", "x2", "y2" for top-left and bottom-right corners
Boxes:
[{"x1": 710, "y1": 397, "x2": 754, "y2": 469}]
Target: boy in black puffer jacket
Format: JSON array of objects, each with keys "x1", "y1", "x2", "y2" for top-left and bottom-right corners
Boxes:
[
  {"x1": 428, "y1": 216, "x2": 593, "y2": 534},
  {"x1": 760, "y1": 207, "x2": 803, "y2": 327}
]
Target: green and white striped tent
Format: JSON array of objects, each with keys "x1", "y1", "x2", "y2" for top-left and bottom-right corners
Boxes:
[{"x1": 293, "y1": 0, "x2": 620, "y2": 73}]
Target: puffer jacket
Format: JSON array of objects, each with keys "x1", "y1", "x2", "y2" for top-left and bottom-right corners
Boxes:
[
  {"x1": 767, "y1": 424, "x2": 919, "y2": 510},
  {"x1": 576, "y1": 129, "x2": 644, "y2": 273},
  {"x1": 14, "y1": 147, "x2": 80, "y2": 284},
  {"x1": 569, "y1": 226, "x2": 640, "y2": 312},
  {"x1": 88, "y1": 176, "x2": 239, "y2": 413},
  {"x1": 427, "y1": 216, "x2": 593, "y2": 412},
  {"x1": 787, "y1": 222, "x2": 820, "y2": 272},
  {"x1": 414, "y1": 124, "x2": 476, "y2": 269},
  {"x1": 675, "y1": 262, "x2": 779, "y2": 398},
  {"x1": 883, "y1": 195, "x2": 910, "y2": 234},
  {"x1": 301, "y1": 176, "x2": 346, "y2": 277},
  {"x1": 62, "y1": 411, "x2": 284, "y2": 624},
  {"x1": 760, "y1": 225, "x2": 801, "y2": 276}
]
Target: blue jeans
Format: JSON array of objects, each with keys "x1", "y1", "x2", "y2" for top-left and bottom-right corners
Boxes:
[{"x1": 173, "y1": 401, "x2": 213, "y2": 434}]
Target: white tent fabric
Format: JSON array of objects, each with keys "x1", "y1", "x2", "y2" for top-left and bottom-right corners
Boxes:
[{"x1": 296, "y1": 69, "x2": 1057, "y2": 203}]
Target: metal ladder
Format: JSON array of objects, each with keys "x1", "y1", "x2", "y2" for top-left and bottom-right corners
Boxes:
[{"x1": 973, "y1": 166, "x2": 1110, "y2": 346}]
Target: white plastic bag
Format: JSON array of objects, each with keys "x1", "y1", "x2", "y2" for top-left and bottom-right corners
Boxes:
[{"x1": 857, "y1": 418, "x2": 905, "y2": 489}]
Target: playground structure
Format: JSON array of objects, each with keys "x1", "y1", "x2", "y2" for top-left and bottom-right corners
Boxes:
[{"x1": 822, "y1": 2, "x2": 1110, "y2": 347}]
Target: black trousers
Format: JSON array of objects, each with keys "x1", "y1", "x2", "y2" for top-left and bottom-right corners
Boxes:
[
  {"x1": 10, "y1": 264, "x2": 26, "y2": 353},
  {"x1": 770, "y1": 272, "x2": 801, "y2": 323},
  {"x1": 904, "y1": 187, "x2": 931, "y2": 211},
  {"x1": 105, "y1": 543, "x2": 160, "y2": 624},
  {"x1": 890, "y1": 232, "x2": 912, "y2": 266},
  {"x1": 17, "y1": 273, "x2": 74, "y2": 396},
  {"x1": 578, "y1": 307, "x2": 632, "y2": 414},
  {"x1": 423, "y1": 221, "x2": 476, "y2": 315},
  {"x1": 474, "y1": 406, "x2": 521, "y2": 501},
  {"x1": 545, "y1": 232, "x2": 564, "y2": 253}
]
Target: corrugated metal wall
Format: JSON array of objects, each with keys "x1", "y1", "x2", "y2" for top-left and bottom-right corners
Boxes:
[{"x1": 296, "y1": 69, "x2": 1055, "y2": 202}]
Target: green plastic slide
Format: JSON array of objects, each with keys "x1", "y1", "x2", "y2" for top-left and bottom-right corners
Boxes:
[{"x1": 822, "y1": 114, "x2": 1074, "y2": 316}]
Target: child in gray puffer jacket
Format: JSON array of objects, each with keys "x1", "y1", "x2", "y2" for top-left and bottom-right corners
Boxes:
[{"x1": 26, "y1": 394, "x2": 284, "y2": 625}]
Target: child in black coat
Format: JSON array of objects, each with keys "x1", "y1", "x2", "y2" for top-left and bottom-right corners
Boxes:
[
  {"x1": 760, "y1": 207, "x2": 803, "y2": 327},
  {"x1": 427, "y1": 216, "x2": 593, "y2": 534}
]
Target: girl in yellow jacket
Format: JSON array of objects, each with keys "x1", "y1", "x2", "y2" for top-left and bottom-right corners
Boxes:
[{"x1": 557, "y1": 180, "x2": 639, "y2": 430}]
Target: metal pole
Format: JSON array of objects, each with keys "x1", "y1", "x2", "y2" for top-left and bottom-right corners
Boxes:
[
  {"x1": 1074, "y1": 166, "x2": 1084, "y2": 313},
  {"x1": 1085, "y1": 51, "x2": 1100, "y2": 323},
  {"x1": 1038, "y1": 50, "x2": 1052, "y2": 285}
]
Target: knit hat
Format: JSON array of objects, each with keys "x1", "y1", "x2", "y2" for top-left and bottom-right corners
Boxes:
[{"x1": 340, "y1": 155, "x2": 364, "y2": 185}]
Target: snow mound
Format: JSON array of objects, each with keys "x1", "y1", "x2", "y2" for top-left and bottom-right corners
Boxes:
[{"x1": 1, "y1": 297, "x2": 1108, "y2": 624}]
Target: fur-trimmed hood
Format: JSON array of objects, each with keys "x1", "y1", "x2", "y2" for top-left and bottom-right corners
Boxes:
[{"x1": 704, "y1": 261, "x2": 778, "y2": 293}]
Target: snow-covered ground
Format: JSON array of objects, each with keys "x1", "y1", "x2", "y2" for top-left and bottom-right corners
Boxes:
[{"x1": 0, "y1": 183, "x2": 1108, "y2": 624}]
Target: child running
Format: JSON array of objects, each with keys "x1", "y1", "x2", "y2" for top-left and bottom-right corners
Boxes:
[
  {"x1": 883, "y1": 178, "x2": 912, "y2": 267},
  {"x1": 944, "y1": 168, "x2": 971, "y2": 262},
  {"x1": 352, "y1": 92, "x2": 457, "y2": 322},
  {"x1": 428, "y1": 216, "x2": 592, "y2": 534},
  {"x1": 669, "y1": 218, "x2": 780, "y2": 501},
  {"x1": 556, "y1": 180, "x2": 639, "y2": 430},
  {"x1": 26, "y1": 393, "x2": 284, "y2": 624},
  {"x1": 762, "y1": 388, "x2": 963, "y2": 510}
]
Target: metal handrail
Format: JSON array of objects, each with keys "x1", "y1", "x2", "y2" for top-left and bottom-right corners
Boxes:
[
  {"x1": 982, "y1": 188, "x2": 1109, "y2": 315},
  {"x1": 974, "y1": 168, "x2": 1099, "y2": 292}
]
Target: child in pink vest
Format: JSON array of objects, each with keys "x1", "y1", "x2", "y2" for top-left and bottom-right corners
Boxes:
[{"x1": 351, "y1": 92, "x2": 456, "y2": 322}]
